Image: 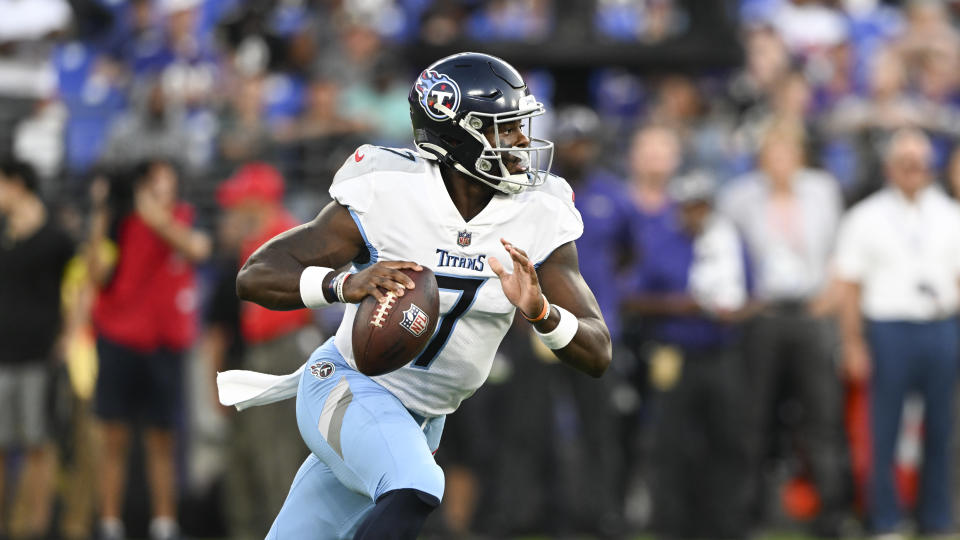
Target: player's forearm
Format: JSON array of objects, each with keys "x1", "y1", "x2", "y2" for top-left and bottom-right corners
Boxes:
[
  {"x1": 237, "y1": 206, "x2": 367, "y2": 311},
  {"x1": 237, "y1": 247, "x2": 315, "y2": 310},
  {"x1": 534, "y1": 312, "x2": 611, "y2": 377}
]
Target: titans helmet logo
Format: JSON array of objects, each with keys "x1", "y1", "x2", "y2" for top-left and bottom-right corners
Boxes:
[{"x1": 415, "y1": 70, "x2": 461, "y2": 121}]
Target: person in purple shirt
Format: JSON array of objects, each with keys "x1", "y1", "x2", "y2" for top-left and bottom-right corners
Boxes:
[
  {"x1": 548, "y1": 106, "x2": 632, "y2": 535},
  {"x1": 553, "y1": 106, "x2": 635, "y2": 342},
  {"x1": 622, "y1": 170, "x2": 751, "y2": 539},
  {"x1": 625, "y1": 123, "x2": 681, "y2": 271}
]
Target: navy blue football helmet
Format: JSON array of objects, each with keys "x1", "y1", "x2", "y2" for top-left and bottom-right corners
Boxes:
[{"x1": 409, "y1": 52, "x2": 554, "y2": 194}]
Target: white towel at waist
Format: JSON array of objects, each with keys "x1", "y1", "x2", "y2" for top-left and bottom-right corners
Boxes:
[{"x1": 217, "y1": 363, "x2": 305, "y2": 411}]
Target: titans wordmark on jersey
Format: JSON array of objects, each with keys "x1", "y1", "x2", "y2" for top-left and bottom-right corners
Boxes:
[{"x1": 329, "y1": 145, "x2": 583, "y2": 417}]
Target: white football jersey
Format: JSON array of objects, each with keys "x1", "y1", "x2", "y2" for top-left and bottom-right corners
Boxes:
[{"x1": 329, "y1": 145, "x2": 583, "y2": 417}]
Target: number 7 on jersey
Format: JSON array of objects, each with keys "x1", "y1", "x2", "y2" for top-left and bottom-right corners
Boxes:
[{"x1": 411, "y1": 275, "x2": 487, "y2": 369}]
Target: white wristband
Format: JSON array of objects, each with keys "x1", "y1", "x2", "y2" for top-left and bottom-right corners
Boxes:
[
  {"x1": 534, "y1": 304, "x2": 579, "y2": 349},
  {"x1": 300, "y1": 266, "x2": 334, "y2": 308}
]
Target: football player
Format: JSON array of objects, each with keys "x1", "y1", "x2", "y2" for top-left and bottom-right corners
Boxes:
[{"x1": 218, "y1": 52, "x2": 612, "y2": 539}]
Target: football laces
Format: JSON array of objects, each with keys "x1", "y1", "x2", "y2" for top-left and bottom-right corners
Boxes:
[{"x1": 369, "y1": 292, "x2": 397, "y2": 328}]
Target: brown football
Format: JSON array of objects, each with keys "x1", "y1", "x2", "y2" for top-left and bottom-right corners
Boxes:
[{"x1": 352, "y1": 267, "x2": 439, "y2": 376}]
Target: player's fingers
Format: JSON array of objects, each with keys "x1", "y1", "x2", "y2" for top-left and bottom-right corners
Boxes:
[
  {"x1": 507, "y1": 246, "x2": 533, "y2": 271},
  {"x1": 381, "y1": 260, "x2": 423, "y2": 272},
  {"x1": 381, "y1": 268, "x2": 415, "y2": 291},
  {"x1": 510, "y1": 244, "x2": 531, "y2": 259},
  {"x1": 373, "y1": 273, "x2": 407, "y2": 296},
  {"x1": 366, "y1": 283, "x2": 387, "y2": 303},
  {"x1": 488, "y1": 256, "x2": 507, "y2": 278},
  {"x1": 507, "y1": 246, "x2": 528, "y2": 263}
]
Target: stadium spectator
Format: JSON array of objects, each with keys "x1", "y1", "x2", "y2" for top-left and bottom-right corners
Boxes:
[
  {"x1": 726, "y1": 25, "x2": 791, "y2": 122},
  {"x1": 273, "y1": 76, "x2": 368, "y2": 143},
  {"x1": 314, "y1": 19, "x2": 382, "y2": 91},
  {"x1": 86, "y1": 159, "x2": 211, "y2": 540},
  {"x1": 215, "y1": 75, "x2": 271, "y2": 166},
  {"x1": 825, "y1": 47, "x2": 926, "y2": 200},
  {"x1": 273, "y1": 74, "x2": 369, "y2": 204},
  {"x1": 418, "y1": 1, "x2": 471, "y2": 45},
  {"x1": 466, "y1": 0, "x2": 554, "y2": 42},
  {"x1": 100, "y1": 78, "x2": 191, "y2": 170},
  {"x1": 646, "y1": 74, "x2": 738, "y2": 178},
  {"x1": 155, "y1": 0, "x2": 219, "y2": 109},
  {"x1": 895, "y1": 0, "x2": 960, "y2": 78},
  {"x1": 0, "y1": 0, "x2": 70, "y2": 99},
  {"x1": 594, "y1": 0, "x2": 689, "y2": 43},
  {"x1": 0, "y1": 159, "x2": 74, "y2": 540},
  {"x1": 718, "y1": 119, "x2": 848, "y2": 537},
  {"x1": 623, "y1": 170, "x2": 750, "y2": 539},
  {"x1": 769, "y1": 0, "x2": 848, "y2": 61},
  {"x1": 341, "y1": 57, "x2": 414, "y2": 146},
  {"x1": 214, "y1": 163, "x2": 316, "y2": 540},
  {"x1": 733, "y1": 69, "x2": 822, "y2": 180},
  {"x1": 836, "y1": 128, "x2": 960, "y2": 537},
  {"x1": 628, "y1": 123, "x2": 682, "y2": 222},
  {"x1": 620, "y1": 122, "x2": 682, "y2": 528},
  {"x1": 548, "y1": 105, "x2": 628, "y2": 535},
  {"x1": 623, "y1": 123, "x2": 683, "y2": 343},
  {"x1": 555, "y1": 106, "x2": 634, "y2": 346},
  {"x1": 0, "y1": 0, "x2": 70, "y2": 160}
]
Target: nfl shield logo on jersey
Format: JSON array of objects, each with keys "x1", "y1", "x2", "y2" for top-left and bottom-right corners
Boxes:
[
  {"x1": 400, "y1": 304, "x2": 430, "y2": 337},
  {"x1": 457, "y1": 230, "x2": 472, "y2": 247},
  {"x1": 309, "y1": 361, "x2": 335, "y2": 380}
]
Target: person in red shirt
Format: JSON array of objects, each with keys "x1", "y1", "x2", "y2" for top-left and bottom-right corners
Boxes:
[
  {"x1": 214, "y1": 162, "x2": 317, "y2": 540},
  {"x1": 86, "y1": 160, "x2": 211, "y2": 540}
]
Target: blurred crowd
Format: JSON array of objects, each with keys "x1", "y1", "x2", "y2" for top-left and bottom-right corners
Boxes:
[{"x1": 3, "y1": 0, "x2": 960, "y2": 539}]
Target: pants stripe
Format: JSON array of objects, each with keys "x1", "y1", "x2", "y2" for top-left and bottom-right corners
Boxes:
[{"x1": 317, "y1": 377, "x2": 353, "y2": 457}]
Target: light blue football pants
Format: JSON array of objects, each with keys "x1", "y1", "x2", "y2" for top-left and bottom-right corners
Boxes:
[{"x1": 266, "y1": 338, "x2": 446, "y2": 539}]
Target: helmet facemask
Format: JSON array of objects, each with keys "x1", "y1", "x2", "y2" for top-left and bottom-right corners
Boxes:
[{"x1": 430, "y1": 94, "x2": 555, "y2": 195}]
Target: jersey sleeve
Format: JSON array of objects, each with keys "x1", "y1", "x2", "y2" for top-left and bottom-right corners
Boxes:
[
  {"x1": 329, "y1": 145, "x2": 424, "y2": 215},
  {"x1": 329, "y1": 145, "x2": 378, "y2": 214},
  {"x1": 531, "y1": 175, "x2": 584, "y2": 266}
]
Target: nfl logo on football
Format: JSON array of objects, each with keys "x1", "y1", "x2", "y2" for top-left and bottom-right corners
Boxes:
[
  {"x1": 400, "y1": 304, "x2": 430, "y2": 337},
  {"x1": 457, "y1": 230, "x2": 472, "y2": 247}
]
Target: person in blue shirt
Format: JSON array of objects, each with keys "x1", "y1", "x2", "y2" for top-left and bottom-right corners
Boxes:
[{"x1": 623, "y1": 170, "x2": 751, "y2": 540}]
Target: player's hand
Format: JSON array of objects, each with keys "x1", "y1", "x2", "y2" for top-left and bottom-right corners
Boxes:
[
  {"x1": 489, "y1": 238, "x2": 544, "y2": 318},
  {"x1": 343, "y1": 260, "x2": 422, "y2": 303}
]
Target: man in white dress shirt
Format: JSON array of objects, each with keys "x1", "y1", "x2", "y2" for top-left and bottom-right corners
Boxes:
[{"x1": 836, "y1": 128, "x2": 960, "y2": 537}]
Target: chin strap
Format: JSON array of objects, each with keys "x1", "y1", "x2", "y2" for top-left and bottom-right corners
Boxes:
[
  {"x1": 415, "y1": 142, "x2": 526, "y2": 195},
  {"x1": 441, "y1": 152, "x2": 458, "y2": 169}
]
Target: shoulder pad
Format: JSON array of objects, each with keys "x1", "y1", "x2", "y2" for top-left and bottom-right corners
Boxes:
[
  {"x1": 525, "y1": 172, "x2": 576, "y2": 204},
  {"x1": 332, "y1": 145, "x2": 424, "y2": 184}
]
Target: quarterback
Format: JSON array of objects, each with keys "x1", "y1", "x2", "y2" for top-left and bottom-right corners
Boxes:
[{"x1": 218, "y1": 52, "x2": 611, "y2": 539}]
